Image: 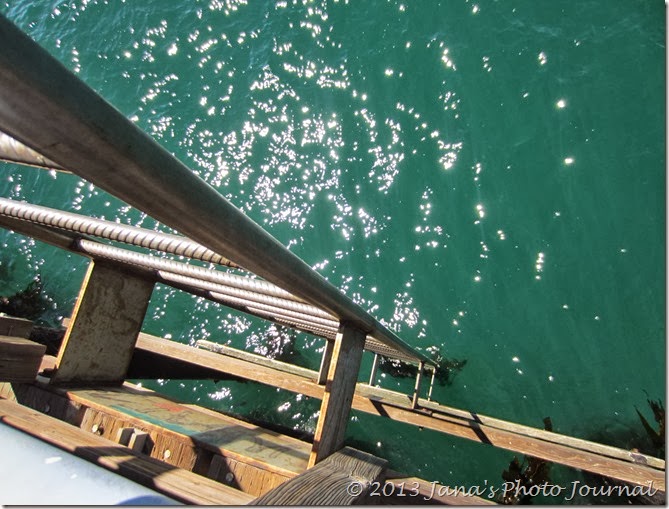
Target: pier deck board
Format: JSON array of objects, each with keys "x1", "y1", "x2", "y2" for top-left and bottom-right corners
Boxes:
[
  {"x1": 0, "y1": 398, "x2": 254, "y2": 505},
  {"x1": 251, "y1": 446, "x2": 387, "y2": 505},
  {"x1": 60, "y1": 384, "x2": 310, "y2": 477},
  {"x1": 3, "y1": 380, "x2": 310, "y2": 497},
  {"x1": 129, "y1": 333, "x2": 665, "y2": 491},
  {"x1": 0, "y1": 335, "x2": 46, "y2": 382}
]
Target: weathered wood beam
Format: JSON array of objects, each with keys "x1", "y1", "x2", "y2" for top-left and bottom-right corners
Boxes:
[
  {"x1": 252, "y1": 447, "x2": 387, "y2": 505},
  {"x1": 369, "y1": 353, "x2": 379, "y2": 386},
  {"x1": 412, "y1": 360, "x2": 425, "y2": 409},
  {"x1": 0, "y1": 398, "x2": 254, "y2": 505},
  {"x1": 309, "y1": 323, "x2": 366, "y2": 467},
  {"x1": 316, "y1": 339, "x2": 334, "y2": 385},
  {"x1": 126, "y1": 334, "x2": 664, "y2": 489},
  {"x1": 0, "y1": 335, "x2": 46, "y2": 382},
  {"x1": 51, "y1": 261, "x2": 154, "y2": 384}
]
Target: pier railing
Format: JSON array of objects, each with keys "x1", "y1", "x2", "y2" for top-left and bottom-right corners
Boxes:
[{"x1": 0, "y1": 12, "x2": 435, "y2": 465}]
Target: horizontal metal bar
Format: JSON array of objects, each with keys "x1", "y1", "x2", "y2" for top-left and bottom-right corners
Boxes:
[
  {"x1": 0, "y1": 197, "x2": 239, "y2": 269},
  {"x1": 77, "y1": 238, "x2": 305, "y2": 305},
  {"x1": 0, "y1": 213, "x2": 420, "y2": 362},
  {"x1": 158, "y1": 271, "x2": 339, "y2": 330},
  {"x1": 0, "y1": 15, "x2": 432, "y2": 366},
  {"x1": 0, "y1": 130, "x2": 67, "y2": 172}
]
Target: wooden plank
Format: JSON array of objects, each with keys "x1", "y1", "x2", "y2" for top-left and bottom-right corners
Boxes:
[
  {"x1": 309, "y1": 324, "x2": 366, "y2": 466},
  {"x1": 0, "y1": 335, "x2": 46, "y2": 382},
  {"x1": 13, "y1": 384, "x2": 311, "y2": 496},
  {"x1": 412, "y1": 361, "x2": 424, "y2": 408},
  {"x1": 0, "y1": 315, "x2": 33, "y2": 338},
  {"x1": 39, "y1": 382, "x2": 310, "y2": 478},
  {"x1": 317, "y1": 339, "x2": 334, "y2": 385},
  {"x1": 136, "y1": 333, "x2": 324, "y2": 399},
  {"x1": 0, "y1": 398, "x2": 254, "y2": 505},
  {"x1": 52, "y1": 261, "x2": 154, "y2": 384},
  {"x1": 126, "y1": 333, "x2": 664, "y2": 489},
  {"x1": 0, "y1": 381, "x2": 16, "y2": 400},
  {"x1": 408, "y1": 392, "x2": 667, "y2": 471},
  {"x1": 350, "y1": 396, "x2": 665, "y2": 492},
  {"x1": 209, "y1": 454, "x2": 291, "y2": 496},
  {"x1": 195, "y1": 338, "x2": 317, "y2": 380},
  {"x1": 252, "y1": 447, "x2": 387, "y2": 505}
]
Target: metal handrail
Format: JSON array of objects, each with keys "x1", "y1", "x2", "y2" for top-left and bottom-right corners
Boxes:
[{"x1": 0, "y1": 14, "x2": 434, "y2": 366}]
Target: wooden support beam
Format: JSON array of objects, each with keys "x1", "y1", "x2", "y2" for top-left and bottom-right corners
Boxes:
[
  {"x1": 309, "y1": 323, "x2": 365, "y2": 467},
  {"x1": 51, "y1": 261, "x2": 154, "y2": 384},
  {"x1": 427, "y1": 366, "x2": 437, "y2": 401},
  {"x1": 317, "y1": 339, "x2": 335, "y2": 385},
  {"x1": 369, "y1": 353, "x2": 379, "y2": 386},
  {"x1": 195, "y1": 339, "x2": 317, "y2": 380},
  {"x1": 412, "y1": 361, "x2": 425, "y2": 409}
]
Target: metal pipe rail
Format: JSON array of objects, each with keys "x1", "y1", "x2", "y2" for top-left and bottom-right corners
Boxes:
[
  {"x1": 76, "y1": 238, "x2": 303, "y2": 305},
  {"x1": 0, "y1": 14, "x2": 433, "y2": 367},
  {"x1": 0, "y1": 211, "x2": 421, "y2": 362},
  {"x1": 0, "y1": 130, "x2": 66, "y2": 172},
  {"x1": 83, "y1": 241, "x2": 425, "y2": 361},
  {"x1": 157, "y1": 270, "x2": 339, "y2": 329},
  {"x1": 0, "y1": 197, "x2": 239, "y2": 270}
]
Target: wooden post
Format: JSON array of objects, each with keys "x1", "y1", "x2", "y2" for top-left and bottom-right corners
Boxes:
[
  {"x1": 412, "y1": 361, "x2": 425, "y2": 409},
  {"x1": 51, "y1": 261, "x2": 154, "y2": 384},
  {"x1": 368, "y1": 353, "x2": 379, "y2": 386},
  {"x1": 427, "y1": 366, "x2": 437, "y2": 401},
  {"x1": 316, "y1": 339, "x2": 334, "y2": 385},
  {"x1": 309, "y1": 324, "x2": 365, "y2": 467}
]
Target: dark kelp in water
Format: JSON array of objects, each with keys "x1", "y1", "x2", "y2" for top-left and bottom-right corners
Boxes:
[
  {"x1": 0, "y1": 275, "x2": 55, "y2": 322},
  {"x1": 635, "y1": 393, "x2": 665, "y2": 458},
  {"x1": 499, "y1": 417, "x2": 553, "y2": 505},
  {"x1": 378, "y1": 345, "x2": 467, "y2": 386},
  {"x1": 577, "y1": 396, "x2": 665, "y2": 505}
]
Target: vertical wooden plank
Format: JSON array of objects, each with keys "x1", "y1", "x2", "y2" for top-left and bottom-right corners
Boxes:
[
  {"x1": 412, "y1": 361, "x2": 425, "y2": 409},
  {"x1": 309, "y1": 323, "x2": 365, "y2": 467},
  {"x1": 368, "y1": 353, "x2": 379, "y2": 386},
  {"x1": 427, "y1": 366, "x2": 437, "y2": 401},
  {"x1": 316, "y1": 339, "x2": 334, "y2": 385},
  {"x1": 51, "y1": 261, "x2": 154, "y2": 384}
]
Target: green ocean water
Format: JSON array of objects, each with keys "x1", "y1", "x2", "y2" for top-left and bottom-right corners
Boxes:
[{"x1": 0, "y1": 0, "x2": 665, "y2": 503}]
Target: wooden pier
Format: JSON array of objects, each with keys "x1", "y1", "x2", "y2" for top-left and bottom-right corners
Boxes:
[{"x1": 0, "y1": 13, "x2": 665, "y2": 505}]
